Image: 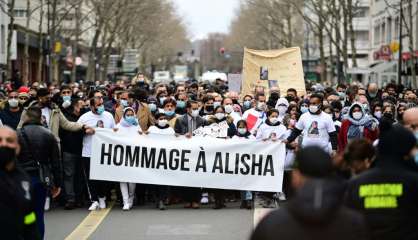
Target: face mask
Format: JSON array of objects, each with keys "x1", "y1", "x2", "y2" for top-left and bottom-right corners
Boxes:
[
  {"x1": 243, "y1": 100, "x2": 251, "y2": 108},
  {"x1": 256, "y1": 102, "x2": 266, "y2": 111},
  {"x1": 369, "y1": 92, "x2": 377, "y2": 98},
  {"x1": 158, "y1": 119, "x2": 168, "y2": 127},
  {"x1": 277, "y1": 106, "x2": 287, "y2": 115},
  {"x1": 270, "y1": 92, "x2": 280, "y2": 100},
  {"x1": 0, "y1": 146, "x2": 16, "y2": 169},
  {"x1": 125, "y1": 116, "x2": 138, "y2": 125},
  {"x1": 120, "y1": 99, "x2": 129, "y2": 107},
  {"x1": 159, "y1": 97, "x2": 167, "y2": 105},
  {"x1": 383, "y1": 112, "x2": 393, "y2": 119},
  {"x1": 352, "y1": 112, "x2": 363, "y2": 120},
  {"x1": 270, "y1": 117, "x2": 279, "y2": 124},
  {"x1": 300, "y1": 106, "x2": 308, "y2": 113},
  {"x1": 191, "y1": 109, "x2": 200, "y2": 117},
  {"x1": 205, "y1": 105, "x2": 214, "y2": 112},
  {"x1": 62, "y1": 100, "x2": 71, "y2": 109},
  {"x1": 62, "y1": 96, "x2": 71, "y2": 102},
  {"x1": 213, "y1": 102, "x2": 221, "y2": 109},
  {"x1": 289, "y1": 119, "x2": 296, "y2": 126},
  {"x1": 96, "y1": 105, "x2": 105, "y2": 115},
  {"x1": 224, "y1": 104, "x2": 234, "y2": 114},
  {"x1": 177, "y1": 100, "x2": 186, "y2": 109},
  {"x1": 374, "y1": 111, "x2": 382, "y2": 119},
  {"x1": 148, "y1": 103, "x2": 157, "y2": 112},
  {"x1": 238, "y1": 128, "x2": 247, "y2": 135},
  {"x1": 309, "y1": 105, "x2": 319, "y2": 114},
  {"x1": 215, "y1": 113, "x2": 225, "y2": 120},
  {"x1": 8, "y1": 99, "x2": 19, "y2": 108},
  {"x1": 338, "y1": 92, "x2": 346, "y2": 99},
  {"x1": 164, "y1": 110, "x2": 175, "y2": 117}
]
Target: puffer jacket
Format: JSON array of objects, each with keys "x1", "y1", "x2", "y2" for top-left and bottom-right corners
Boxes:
[
  {"x1": 17, "y1": 101, "x2": 83, "y2": 141},
  {"x1": 251, "y1": 178, "x2": 369, "y2": 240},
  {"x1": 17, "y1": 123, "x2": 62, "y2": 188}
]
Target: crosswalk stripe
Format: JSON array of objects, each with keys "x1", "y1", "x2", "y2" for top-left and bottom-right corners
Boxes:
[{"x1": 64, "y1": 202, "x2": 114, "y2": 240}]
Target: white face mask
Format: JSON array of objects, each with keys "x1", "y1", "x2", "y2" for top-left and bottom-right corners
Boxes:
[
  {"x1": 374, "y1": 111, "x2": 382, "y2": 119},
  {"x1": 8, "y1": 99, "x2": 19, "y2": 108},
  {"x1": 158, "y1": 119, "x2": 168, "y2": 127},
  {"x1": 238, "y1": 128, "x2": 247, "y2": 135},
  {"x1": 256, "y1": 102, "x2": 266, "y2": 111},
  {"x1": 277, "y1": 106, "x2": 287, "y2": 115},
  {"x1": 224, "y1": 104, "x2": 234, "y2": 114},
  {"x1": 352, "y1": 112, "x2": 363, "y2": 120},
  {"x1": 191, "y1": 109, "x2": 200, "y2": 117},
  {"x1": 215, "y1": 113, "x2": 225, "y2": 120},
  {"x1": 309, "y1": 105, "x2": 319, "y2": 113},
  {"x1": 270, "y1": 117, "x2": 279, "y2": 124}
]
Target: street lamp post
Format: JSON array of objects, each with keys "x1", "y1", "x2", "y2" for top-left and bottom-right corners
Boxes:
[{"x1": 398, "y1": 0, "x2": 403, "y2": 85}]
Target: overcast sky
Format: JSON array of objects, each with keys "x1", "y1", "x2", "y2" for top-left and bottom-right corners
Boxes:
[{"x1": 171, "y1": 0, "x2": 240, "y2": 40}]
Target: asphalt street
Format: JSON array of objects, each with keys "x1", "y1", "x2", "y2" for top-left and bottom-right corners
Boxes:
[{"x1": 45, "y1": 202, "x2": 268, "y2": 240}]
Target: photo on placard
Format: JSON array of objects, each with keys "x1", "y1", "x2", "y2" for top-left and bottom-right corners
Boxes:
[
  {"x1": 268, "y1": 80, "x2": 278, "y2": 88},
  {"x1": 260, "y1": 66, "x2": 269, "y2": 80}
]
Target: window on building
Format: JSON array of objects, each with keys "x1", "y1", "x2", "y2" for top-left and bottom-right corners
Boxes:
[
  {"x1": 13, "y1": 9, "x2": 27, "y2": 18},
  {"x1": 387, "y1": 17, "x2": 392, "y2": 42},
  {"x1": 374, "y1": 23, "x2": 380, "y2": 45},
  {"x1": 0, "y1": 25, "x2": 4, "y2": 54},
  {"x1": 394, "y1": 17, "x2": 399, "y2": 39},
  {"x1": 353, "y1": 7, "x2": 369, "y2": 18},
  {"x1": 382, "y1": 22, "x2": 386, "y2": 44}
]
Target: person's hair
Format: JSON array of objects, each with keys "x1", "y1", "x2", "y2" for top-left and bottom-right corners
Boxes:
[
  {"x1": 186, "y1": 100, "x2": 198, "y2": 109},
  {"x1": 267, "y1": 108, "x2": 279, "y2": 117},
  {"x1": 385, "y1": 83, "x2": 397, "y2": 91},
  {"x1": 255, "y1": 93, "x2": 265, "y2": 101},
  {"x1": 214, "y1": 105, "x2": 225, "y2": 113},
  {"x1": 163, "y1": 98, "x2": 176, "y2": 107},
  {"x1": 310, "y1": 93, "x2": 324, "y2": 102},
  {"x1": 337, "y1": 84, "x2": 347, "y2": 90},
  {"x1": 60, "y1": 85, "x2": 71, "y2": 92},
  {"x1": 287, "y1": 88, "x2": 297, "y2": 95},
  {"x1": 330, "y1": 100, "x2": 343, "y2": 111},
  {"x1": 236, "y1": 120, "x2": 247, "y2": 129},
  {"x1": 344, "y1": 139, "x2": 375, "y2": 164},
  {"x1": 243, "y1": 94, "x2": 253, "y2": 100},
  {"x1": 25, "y1": 106, "x2": 42, "y2": 124},
  {"x1": 201, "y1": 95, "x2": 214, "y2": 104}
]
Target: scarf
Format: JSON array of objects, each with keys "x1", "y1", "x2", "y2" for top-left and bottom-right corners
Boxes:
[{"x1": 347, "y1": 114, "x2": 376, "y2": 139}]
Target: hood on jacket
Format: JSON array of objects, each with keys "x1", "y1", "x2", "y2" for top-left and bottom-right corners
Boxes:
[
  {"x1": 347, "y1": 102, "x2": 366, "y2": 119},
  {"x1": 288, "y1": 178, "x2": 346, "y2": 224},
  {"x1": 275, "y1": 98, "x2": 289, "y2": 109},
  {"x1": 378, "y1": 124, "x2": 416, "y2": 159}
]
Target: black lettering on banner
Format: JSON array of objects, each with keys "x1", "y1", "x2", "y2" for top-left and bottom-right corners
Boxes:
[
  {"x1": 240, "y1": 154, "x2": 250, "y2": 175},
  {"x1": 141, "y1": 147, "x2": 156, "y2": 168},
  {"x1": 224, "y1": 152, "x2": 233, "y2": 174},
  {"x1": 113, "y1": 145, "x2": 124, "y2": 166},
  {"x1": 251, "y1": 154, "x2": 263, "y2": 176},
  {"x1": 156, "y1": 148, "x2": 168, "y2": 169},
  {"x1": 180, "y1": 150, "x2": 191, "y2": 171},
  {"x1": 263, "y1": 155, "x2": 274, "y2": 176},
  {"x1": 234, "y1": 153, "x2": 239, "y2": 174},
  {"x1": 101, "y1": 144, "x2": 112, "y2": 165},
  {"x1": 169, "y1": 149, "x2": 180, "y2": 170},
  {"x1": 125, "y1": 146, "x2": 140, "y2": 167},
  {"x1": 212, "y1": 152, "x2": 223, "y2": 173},
  {"x1": 195, "y1": 148, "x2": 207, "y2": 172}
]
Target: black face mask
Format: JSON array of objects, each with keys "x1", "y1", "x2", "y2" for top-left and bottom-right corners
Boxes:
[
  {"x1": 232, "y1": 99, "x2": 239, "y2": 105},
  {"x1": 270, "y1": 93, "x2": 280, "y2": 101},
  {"x1": 205, "y1": 105, "x2": 214, "y2": 112},
  {"x1": 0, "y1": 146, "x2": 16, "y2": 170},
  {"x1": 383, "y1": 112, "x2": 394, "y2": 120}
]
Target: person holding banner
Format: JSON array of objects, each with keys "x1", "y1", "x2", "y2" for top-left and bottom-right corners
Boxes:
[
  {"x1": 174, "y1": 100, "x2": 206, "y2": 209},
  {"x1": 148, "y1": 112, "x2": 175, "y2": 210},
  {"x1": 115, "y1": 107, "x2": 142, "y2": 211},
  {"x1": 77, "y1": 90, "x2": 115, "y2": 211}
]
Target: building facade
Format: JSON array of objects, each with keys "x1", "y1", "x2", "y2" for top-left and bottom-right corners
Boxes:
[{"x1": 0, "y1": 1, "x2": 9, "y2": 83}]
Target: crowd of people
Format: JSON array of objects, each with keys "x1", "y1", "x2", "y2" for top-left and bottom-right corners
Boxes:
[{"x1": 0, "y1": 75, "x2": 417, "y2": 239}]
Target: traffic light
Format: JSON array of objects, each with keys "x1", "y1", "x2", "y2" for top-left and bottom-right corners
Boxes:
[{"x1": 219, "y1": 47, "x2": 225, "y2": 55}]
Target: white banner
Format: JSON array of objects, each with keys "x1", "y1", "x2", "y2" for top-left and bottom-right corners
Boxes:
[{"x1": 90, "y1": 129, "x2": 285, "y2": 192}]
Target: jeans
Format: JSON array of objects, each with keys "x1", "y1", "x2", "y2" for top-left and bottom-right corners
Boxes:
[
  {"x1": 62, "y1": 152, "x2": 79, "y2": 202},
  {"x1": 31, "y1": 176, "x2": 47, "y2": 239}
]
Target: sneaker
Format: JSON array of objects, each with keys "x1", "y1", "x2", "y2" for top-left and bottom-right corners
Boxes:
[
  {"x1": 128, "y1": 197, "x2": 134, "y2": 209},
  {"x1": 200, "y1": 193, "x2": 209, "y2": 205},
  {"x1": 44, "y1": 197, "x2": 50, "y2": 211},
  {"x1": 122, "y1": 203, "x2": 130, "y2": 211},
  {"x1": 99, "y1": 197, "x2": 106, "y2": 209},
  {"x1": 277, "y1": 192, "x2": 286, "y2": 201},
  {"x1": 158, "y1": 200, "x2": 166, "y2": 210},
  {"x1": 88, "y1": 201, "x2": 99, "y2": 211}
]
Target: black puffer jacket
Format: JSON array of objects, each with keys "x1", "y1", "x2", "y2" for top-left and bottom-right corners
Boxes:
[
  {"x1": 17, "y1": 123, "x2": 62, "y2": 187},
  {"x1": 345, "y1": 125, "x2": 418, "y2": 240},
  {"x1": 251, "y1": 178, "x2": 369, "y2": 240}
]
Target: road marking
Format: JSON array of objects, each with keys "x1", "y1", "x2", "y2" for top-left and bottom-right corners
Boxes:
[{"x1": 64, "y1": 202, "x2": 114, "y2": 240}]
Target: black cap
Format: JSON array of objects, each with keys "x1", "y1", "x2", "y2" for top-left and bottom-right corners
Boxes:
[
  {"x1": 37, "y1": 88, "x2": 49, "y2": 97},
  {"x1": 294, "y1": 146, "x2": 333, "y2": 178}
]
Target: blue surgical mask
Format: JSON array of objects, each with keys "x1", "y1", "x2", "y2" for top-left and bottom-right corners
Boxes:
[
  {"x1": 164, "y1": 110, "x2": 175, "y2": 117},
  {"x1": 243, "y1": 100, "x2": 251, "y2": 108},
  {"x1": 300, "y1": 106, "x2": 308, "y2": 113},
  {"x1": 96, "y1": 105, "x2": 105, "y2": 115},
  {"x1": 62, "y1": 96, "x2": 71, "y2": 102},
  {"x1": 148, "y1": 103, "x2": 157, "y2": 112},
  {"x1": 120, "y1": 99, "x2": 129, "y2": 107},
  {"x1": 125, "y1": 116, "x2": 138, "y2": 126},
  {"x1": 213, "y1": 101, "x2": 221, "y2": 109},
  {"x1": 177, "y1": 100, "x2": 186, "y2": 109}
]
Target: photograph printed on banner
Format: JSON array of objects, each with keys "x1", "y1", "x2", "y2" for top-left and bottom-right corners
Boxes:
[
  {"x1": 260, "y1": 66, "x2": 269, "y2": 80},
  {"x1": 268, "y1": 80, "x2": 278, "y2": 88}
]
